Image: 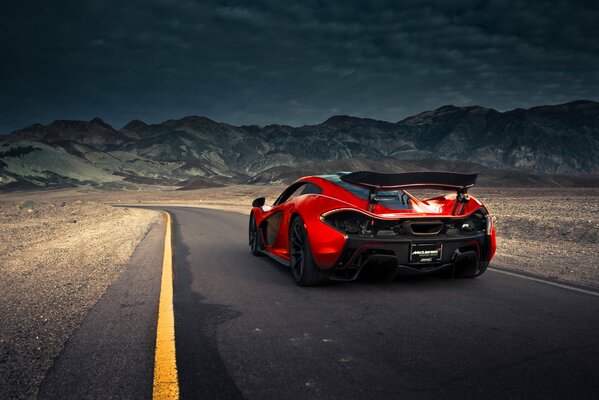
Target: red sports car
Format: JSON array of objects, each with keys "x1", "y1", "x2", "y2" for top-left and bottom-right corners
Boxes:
[{"x1": 249, "y1": 171, "x2": 496, "y2": 286}]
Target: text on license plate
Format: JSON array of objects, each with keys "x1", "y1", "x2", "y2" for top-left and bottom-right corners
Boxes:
[{"x1": 410, "y1": 243, "x2": 442, "y2": 263}]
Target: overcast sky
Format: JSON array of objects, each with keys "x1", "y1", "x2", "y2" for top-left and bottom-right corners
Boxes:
[{"x1": 1, "y1": 0, "x2": 598, "y2": 133}]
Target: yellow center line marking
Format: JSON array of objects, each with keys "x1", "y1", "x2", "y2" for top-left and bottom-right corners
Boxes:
[{"x1": 153, "y1": 211, "x2": 179, "y2": 399}]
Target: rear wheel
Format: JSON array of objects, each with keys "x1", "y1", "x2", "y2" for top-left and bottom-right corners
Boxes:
[
  {"x1": 453, "y1": 251, "x2": 485, "y2": 278},
  {"x1": 248, "y1": 214, "x2": 262, "y2": 256},
  {"x1": 289, "y1": 217, "x2": 330, "y2": 286}
]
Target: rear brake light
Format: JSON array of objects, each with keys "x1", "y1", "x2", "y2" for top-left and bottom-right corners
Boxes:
[{"x1": 321, "y1": 210, "x2": 371, "y2": 235}]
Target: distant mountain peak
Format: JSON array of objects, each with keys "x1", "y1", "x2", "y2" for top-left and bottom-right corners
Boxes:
[
  {"x1": 179, "y1": 115, "x2": 218, "y2": 124},
  {"x1": 121, "y1": 119, "x2": 148, "y2": 130},
  {"x1": 44, "y1": 117, "x2": 115, "y2": 131},
  {"x1": 435, "y1": 105, "x2": 460, "y2": 112},
  {"x1": 321, "y1": 115, "x2": 378, "y2": 126},
  {"x1": 3, "y1": 117, "x2": 122, "y2": 148},
  {"x1": 434, "y1": 104, "x2": 494, "y2": 114},
  {"x1": 526, "y1": 99, "x2": 599, "y2": 114},
  {"x1": 400, "y1": 104, "x2": 497, "y2": 125},
  {"x1": 89, "y1": 117, "x2": 115, "y2": 130},
  {"x1": 119, "y1": 119, "x2": 149, "y2": 139}
]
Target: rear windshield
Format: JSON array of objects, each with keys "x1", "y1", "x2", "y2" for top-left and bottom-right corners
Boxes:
[{"x1": 320, "y1": 174, "x2": 412, "y2": 210}]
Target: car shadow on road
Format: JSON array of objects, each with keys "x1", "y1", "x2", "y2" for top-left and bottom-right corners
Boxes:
[{"x1": 172, "y1": 215, "x2": 246, "y2": 400}]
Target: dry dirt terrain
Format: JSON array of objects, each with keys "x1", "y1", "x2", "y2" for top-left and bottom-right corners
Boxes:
[
  {"x1": 0, "y1": 199, "x2": 159, "y2": 399},
  {"x1": 473, "y1": 188, "x2": 599, "y2": 288},
  {"x1": 0, "y1": 185, "x2": 597, "y2": 398}
]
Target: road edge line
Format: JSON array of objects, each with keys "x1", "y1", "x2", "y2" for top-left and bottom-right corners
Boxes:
[
  {"x1": 153, "y1": 211, "x2": 180, "y2": 399},
  {"x1": 489, "y1": 267, "x2": 599, "y2": 297}
]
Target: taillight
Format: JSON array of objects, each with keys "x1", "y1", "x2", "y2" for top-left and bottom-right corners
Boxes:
[
  {"x1": 321, "y1": 210, "x2": 371, "y2": 235},
  {"x1": 459, "y1": 211, "x2": 486, "y2": 233}
]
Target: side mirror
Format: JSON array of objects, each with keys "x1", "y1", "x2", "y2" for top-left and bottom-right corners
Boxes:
[{"x1": 252, "y1": 197, "x2": 266, "y2": 208}]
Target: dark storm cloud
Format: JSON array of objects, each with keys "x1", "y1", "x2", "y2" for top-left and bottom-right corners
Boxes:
[{"x1": 1, "y1": 0, "x2": 598, "y2": 132}]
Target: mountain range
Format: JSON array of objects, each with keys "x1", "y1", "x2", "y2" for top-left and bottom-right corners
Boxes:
[{"x1": 1, "y1": 100, "x2": 598, "y2": 190}]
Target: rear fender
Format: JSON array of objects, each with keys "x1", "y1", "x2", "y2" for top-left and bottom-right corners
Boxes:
[{"x1": 292, "y1": 195, "x2": 351, "y2": 269}]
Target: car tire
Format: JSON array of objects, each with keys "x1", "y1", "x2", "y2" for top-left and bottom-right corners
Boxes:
[
  {"x1": 474, "y1": 261, "x2": 489, "y2": 277},
  {"x1": 454, "y1": 251, "x2": 486, "y2": 278},
  {"x1": 248, "y1": 213, "x2": 263, "y2": 256},
  {"x1": 289, "y1": 216, "x2": 330, "y2": 286}
]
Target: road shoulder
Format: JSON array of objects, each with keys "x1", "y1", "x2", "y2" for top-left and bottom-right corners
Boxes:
[{"x1": 38, "y1": 215, "x2": 165, "y2": 399}]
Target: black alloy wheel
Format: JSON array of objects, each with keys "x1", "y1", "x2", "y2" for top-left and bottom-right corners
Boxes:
[
  {"x1": 249, "y1": 214, "x2": 262, "y2": 256},
  {"x1": 289, "y1": 217, "x2": 330, "y2": 286}
]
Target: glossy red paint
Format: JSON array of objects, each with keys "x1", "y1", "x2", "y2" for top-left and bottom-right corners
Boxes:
[
  {"x1": 488, "y1": 218, "x2": 497, "y2": 260},
  {"x1": 251, "y1": 175, "x2": 496, "y2": 270}
]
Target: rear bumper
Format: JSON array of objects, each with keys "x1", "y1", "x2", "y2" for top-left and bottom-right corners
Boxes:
[{"x1": 328, "y1": 233, "x2": 491, "y2": 281}]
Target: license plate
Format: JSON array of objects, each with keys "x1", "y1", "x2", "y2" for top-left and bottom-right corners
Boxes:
[{"x1": 410, "y1": 243, "x2": 442, "y2": 263}]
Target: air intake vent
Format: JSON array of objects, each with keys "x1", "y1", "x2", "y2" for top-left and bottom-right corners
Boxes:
[{"x1": 407, "y1": 221, "x2": 444, "y2": 235}]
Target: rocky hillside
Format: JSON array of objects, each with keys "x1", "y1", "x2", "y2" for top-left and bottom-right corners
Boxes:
[{"x1": 1, "y1": 101, "x2": 598, "y2": 190}]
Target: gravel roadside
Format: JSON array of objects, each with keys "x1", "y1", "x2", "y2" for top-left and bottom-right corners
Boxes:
[
  {"x1": 477, "y1": 189, "x2": 599, "y2": 289},
  {"x1": 0, "y1": 201, "x2": 159, "y2": 399}
]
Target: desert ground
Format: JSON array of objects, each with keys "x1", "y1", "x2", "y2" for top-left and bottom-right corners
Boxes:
[{"x1": 0, "y1": 185, "x2": 597, "y2": 398}]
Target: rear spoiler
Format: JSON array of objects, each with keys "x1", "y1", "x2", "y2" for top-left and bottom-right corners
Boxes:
[
  {"x1": 340, "y1": 171, "x2": 477, "y2": 214},
  {"x1": 340, "y1": 171, "x2": 477, "y2": 190}
]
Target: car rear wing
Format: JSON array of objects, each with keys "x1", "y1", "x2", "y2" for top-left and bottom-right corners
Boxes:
[
  {"x1": 340, "y1": 171, "x2": 477, "y2": 214},
  {"x1": 340, "y1": 171, "x2": 477, "y2": 190}
]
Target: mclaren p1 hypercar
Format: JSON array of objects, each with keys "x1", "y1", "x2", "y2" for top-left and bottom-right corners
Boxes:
[{"x1": 249, "y1": 171, "x2": 496, "y2": 286}]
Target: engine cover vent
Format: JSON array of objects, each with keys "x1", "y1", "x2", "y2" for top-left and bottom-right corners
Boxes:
[{"x1": 406, "y1": 221, "x2": 444, "y2": 235}]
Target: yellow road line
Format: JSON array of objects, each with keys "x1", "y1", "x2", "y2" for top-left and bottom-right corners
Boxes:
[{"x1": 153, "y1": 211, "x2": 179, "y2": 399}]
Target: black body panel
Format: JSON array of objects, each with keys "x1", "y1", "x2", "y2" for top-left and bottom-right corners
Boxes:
[{"x1": 329, "y1": 232, "x2": 489, "y2": 281}]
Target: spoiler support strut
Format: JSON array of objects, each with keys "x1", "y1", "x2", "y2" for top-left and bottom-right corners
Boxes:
[{"x1": 451, "y1": 188, "x2": 470, "y2": 216}]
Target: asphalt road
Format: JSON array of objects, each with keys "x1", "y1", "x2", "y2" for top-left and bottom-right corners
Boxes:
[{"x1": 42, "y1": 207, "x2": 599, "y2": 399}]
